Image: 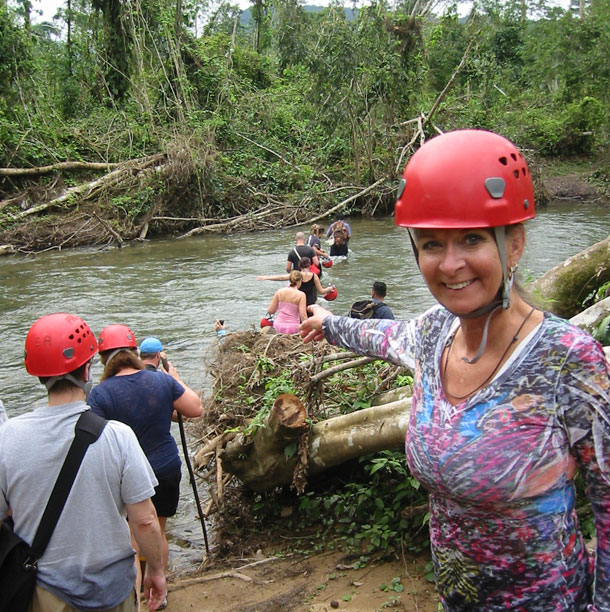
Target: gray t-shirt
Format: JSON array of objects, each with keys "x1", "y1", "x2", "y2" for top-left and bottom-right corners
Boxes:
[{"x1": 0, "y1": 401, "x2": 157, "y2": 610}]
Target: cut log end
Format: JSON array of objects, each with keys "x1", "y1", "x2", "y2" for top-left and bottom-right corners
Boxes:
[{"x1": 273, "y1": 393, "x2": 307, "y2": 428}]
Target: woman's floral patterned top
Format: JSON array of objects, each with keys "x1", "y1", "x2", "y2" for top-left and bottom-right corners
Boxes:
[{"x1": 322, "y1": 306, "x2": 610, "y2": 611}]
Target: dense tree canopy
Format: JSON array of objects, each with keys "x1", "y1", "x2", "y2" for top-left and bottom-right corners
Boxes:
[{"x1": 0, "y1": 0, "x2": 608, "y2": 243}]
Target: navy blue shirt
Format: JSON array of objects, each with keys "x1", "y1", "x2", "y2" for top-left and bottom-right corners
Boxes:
[
  {"x1": 372, "y1": 299, "x2": 395, "y2": 320},
  {"x1": 89, "y1": 369, "x2": 185, "y2": 479}
]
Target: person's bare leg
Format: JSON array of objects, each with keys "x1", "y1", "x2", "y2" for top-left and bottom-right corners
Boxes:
[{"x1": 158, "y1": 516, "x2": 169, "y2": 570}]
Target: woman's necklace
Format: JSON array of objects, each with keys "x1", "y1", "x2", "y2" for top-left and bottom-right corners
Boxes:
[{"x1": 441, "y1": 306, "x2": 536, "y2": 401}]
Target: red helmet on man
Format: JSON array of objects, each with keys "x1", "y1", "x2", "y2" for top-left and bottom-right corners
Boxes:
[
  {"x1": 395, "y1": 129, "x2": 535, "y2": 229},
  {"x1": 97, "y1": 324, "x2": 137, "y2": 352},
  {"x1": 25, "y1": 313, "x2": 97, "y2": 377}
]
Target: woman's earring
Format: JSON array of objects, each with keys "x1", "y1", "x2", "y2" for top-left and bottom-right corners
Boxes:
[{"x1": 508, "y1": 264, "x2": 518, "y2": 281}]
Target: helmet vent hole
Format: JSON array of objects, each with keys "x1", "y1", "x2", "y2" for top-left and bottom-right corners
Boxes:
[
  {"x1": 511, "y1": 153, "x2": 517, "y2": 161},
  {"x1": 499, "y1": 157, "x2": 508, "y2": 166},
  {"x1": 522, "y1": 168, "x2": 527, "y2": 176},
  {"x1": 513, "y1": 170, "x2": 519, "y2": 179},
  {"x1": 68, "y1": 334, "x2": 74, "y2": 340}
]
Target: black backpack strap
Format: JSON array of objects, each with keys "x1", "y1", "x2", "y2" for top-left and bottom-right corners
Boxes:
[{"x1": 29, "y1": 411, "x2": 107, "y2": 561}]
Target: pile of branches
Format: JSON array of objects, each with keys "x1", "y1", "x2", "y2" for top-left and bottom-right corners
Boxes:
[
  {"x1": 0, "y1": 153, "x2": 170, "y2": 254},
  {"x1": 0, "y1": 151, "x2": 396, "y2": 254},
  {"x1": 190, "y1": 328, "x2": 404, "y2": 557}
]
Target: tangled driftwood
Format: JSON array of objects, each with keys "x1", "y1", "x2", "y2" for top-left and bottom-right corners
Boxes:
[{"x1": 191, "y1": 329, "x2": 406, "y2": 517}]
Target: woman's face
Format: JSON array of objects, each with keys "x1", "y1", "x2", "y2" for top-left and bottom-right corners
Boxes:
[{"x1": 415, "y1": 228, "x2": 504, "y2": 315}]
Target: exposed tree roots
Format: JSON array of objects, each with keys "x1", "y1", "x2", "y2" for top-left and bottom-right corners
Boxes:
[{"x1": 189, "y1": 329, "x2": 407, "y2": 559}]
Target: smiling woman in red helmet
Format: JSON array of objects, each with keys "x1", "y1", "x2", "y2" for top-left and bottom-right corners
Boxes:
[{"x1": 300, "y1": 130, "x2": 610, "y2": 612}]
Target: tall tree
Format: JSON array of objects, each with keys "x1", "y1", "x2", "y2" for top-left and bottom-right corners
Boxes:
[{"x1": 91, "y1": 0, "x2": 131, "y2": 101}]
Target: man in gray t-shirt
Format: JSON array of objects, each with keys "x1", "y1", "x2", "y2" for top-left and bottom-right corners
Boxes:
[{"x1": 0, "y1": 313, "x2": 166, "y2": 612}]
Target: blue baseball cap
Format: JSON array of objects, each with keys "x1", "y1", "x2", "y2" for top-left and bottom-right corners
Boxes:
[{"x1": 140, "y1": 337, "x2": 163, "y2": 353}]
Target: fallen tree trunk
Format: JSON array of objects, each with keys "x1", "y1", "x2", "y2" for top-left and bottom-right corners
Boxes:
[
  {"x1": 13, "y1": 154, "x2": 166, "y2": 219},
  {"x1": 221, "y1": 396, "x2": 411, "y2": 491},
  {"x1": 220, "y1": 393, "x2": 309, "y2": 490},
  {"x1": 530, "y1": 236, "x2": 610, "y2": 319},
  {"x1": 0, "y1": 160, "x2": 121, "y2": 176},
  {"x1": 569, "y1": 296, "x2": 610, "y2": 334}
]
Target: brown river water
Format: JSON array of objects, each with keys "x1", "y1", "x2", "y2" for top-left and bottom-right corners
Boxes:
[{"x1": 1, "y1": 203, "x2": 609, "y2": 571}]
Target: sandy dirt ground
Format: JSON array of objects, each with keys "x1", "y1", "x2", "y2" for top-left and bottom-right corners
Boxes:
[{"x1": 163, "y1": 548, "x2": 439, "y2": 612}]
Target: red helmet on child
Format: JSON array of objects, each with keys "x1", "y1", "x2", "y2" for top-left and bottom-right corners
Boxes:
[
  {"x1": 25, "y1": 313, "x2": 97, "y2": 377},
  {"x1": 394, "y1": 129, "x2": 535, "y2": 229},
  {"x1": 98, "y1": 324, "x2": 137, "y2": 352}
]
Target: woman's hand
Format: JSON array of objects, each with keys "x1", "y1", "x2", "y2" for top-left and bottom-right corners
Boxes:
[{"x1": 300, "y1": 304, "x2": 332, "y2": 342}]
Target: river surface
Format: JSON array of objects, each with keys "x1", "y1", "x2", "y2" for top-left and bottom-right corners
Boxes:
[{"x1": 1, "y1": 200, "x2": 609, "y2": 570}]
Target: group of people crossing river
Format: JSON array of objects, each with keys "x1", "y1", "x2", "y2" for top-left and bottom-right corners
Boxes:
[
  {"x1": 2, "y1": 129, "x2": 610, "y2": 612},
  {"x1": 255, "y1": 216, "x2": 395, "y2": 334},
  {"x1": 1, "y1": 318, "x2": 201, "y2": 611}
]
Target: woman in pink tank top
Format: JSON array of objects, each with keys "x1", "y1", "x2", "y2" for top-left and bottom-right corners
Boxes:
[{"x1": 266, "y1": 271, "x2": 307, "y2": 334}]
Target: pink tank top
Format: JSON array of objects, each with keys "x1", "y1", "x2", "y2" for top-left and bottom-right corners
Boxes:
[{"x1": 273, "y1": 301, "x2": 300, "y2": 334}]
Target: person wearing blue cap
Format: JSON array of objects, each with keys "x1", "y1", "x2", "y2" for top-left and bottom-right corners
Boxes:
[{"x1": 139, "y1": 337, "x2": 164, "y2": 372}]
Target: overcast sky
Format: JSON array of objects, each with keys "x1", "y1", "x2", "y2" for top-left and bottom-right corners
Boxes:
[{"x1": 31, "y1": 0, "x2": 572, "y2": 24}]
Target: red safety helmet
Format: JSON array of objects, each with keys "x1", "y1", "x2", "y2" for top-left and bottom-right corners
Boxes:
[
  {"x1": 324, "y1": 286, "x2": 338, "y2": 301},
  {"x1": 260, "y1": 317, "x2": 274, "y2": 328},
  {"x1": 98, "y1": 324, "x2": 137, "y2": 352},
  {"x1": 24, "y1": 313, "x2": 97, "y2": 377},
  {"x1": 395, "y1": 129, "x2": 535, "y2": 229},
  {"x1": 321, "y1": 259, "x2": 333, "y2": 269}
]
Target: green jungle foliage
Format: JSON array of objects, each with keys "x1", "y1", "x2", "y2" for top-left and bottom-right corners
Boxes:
[
  {"x1": 1, "y1": 0, "x2": 609, "y2": 227},
  {"x1": 243, "y1": 356, "x2": 426, "y2": 558}
]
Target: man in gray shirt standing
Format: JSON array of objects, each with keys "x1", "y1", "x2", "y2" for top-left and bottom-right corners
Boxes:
[{"x1": 0, "y1": 313, "x2": 166, "y2": 612}]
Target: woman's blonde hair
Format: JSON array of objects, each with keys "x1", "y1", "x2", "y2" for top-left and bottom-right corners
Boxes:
[
  {"x1": 310, "y1": 223, "x2": 324, "y2": 236},
  {"x1": 99, "y1": 348, "x2": 143, "y2": 381},
  {"x1": 289, "y1": 271, "x2": 303, "y2": 286}
]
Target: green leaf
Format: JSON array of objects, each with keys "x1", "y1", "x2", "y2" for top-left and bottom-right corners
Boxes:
[{"x1": 284, "y1": 442, "x2": 298, "y2": 459}]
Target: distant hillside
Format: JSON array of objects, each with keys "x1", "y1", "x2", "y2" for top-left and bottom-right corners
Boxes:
[{"x1": 239, "y1": 4, "x2": 358, "y2": 26}]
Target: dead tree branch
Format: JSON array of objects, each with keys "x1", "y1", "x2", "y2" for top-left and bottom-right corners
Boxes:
[{"x1": 0, "y1": 161, "x2": 121, "y2": 176}]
